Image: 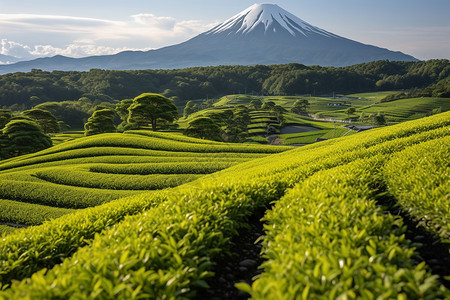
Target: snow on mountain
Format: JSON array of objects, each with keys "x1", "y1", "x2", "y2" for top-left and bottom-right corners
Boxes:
[
  {"x1": 0, "y1": 3, "x2": 418, "y2": 74},
  {"x1": 207, "y1": 3, "x2": 334, "y2": 38}
]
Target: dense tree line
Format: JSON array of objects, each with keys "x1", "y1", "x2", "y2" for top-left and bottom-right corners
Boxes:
[{"x1": 0, "y1": 60, "x2": 449, "y2": 110}]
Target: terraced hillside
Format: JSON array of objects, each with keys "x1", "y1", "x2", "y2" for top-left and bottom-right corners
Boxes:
[
  {"x1": 0, "y1": 112, "x2": 449, "y2": 299},
  {"x1": 0, "y1": 131, "x2": 290, "y2": 232}
]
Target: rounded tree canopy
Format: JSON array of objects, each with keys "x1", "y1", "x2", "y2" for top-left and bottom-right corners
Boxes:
[
  {"x1": 84, "y1": 108, "x2": 117, "y2": 136},
  {"x1": 128, "y1": 93, "x2": 178, "y2": 131},
  {"x1": 185, "y1": 117, "x2": 222, "y2": 141},
  {"x1": 2, "y1": 119, "x2": 52, "y2": 155},
  {"x1": 22, "y1": 108, "x2": 60, "y2": 133},
  {"x1": 261, "y1": 101, "x2": 276, "y2": 110}
]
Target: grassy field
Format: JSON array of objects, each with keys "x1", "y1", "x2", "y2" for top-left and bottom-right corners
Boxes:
[
  {"x1": 50, "y1": 131, "x2": 85, "y2": 145},
  {"x1": 0, "y1": 130, "x2": 290, "y2": 230},
  {"x1": 185, "y1": 92, "x2": 449, "y2": 145},
  {"x1": 0, "y1": 111, "x2": 448, "y2": 298}
]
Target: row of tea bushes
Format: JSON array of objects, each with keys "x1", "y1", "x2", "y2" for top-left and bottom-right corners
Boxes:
[
  {"x1": 383, "y1": 136, "x2": 450, "y2": 241},
  {"x1": 246, "y1": 157, "x2": 449, "y2": 298}
]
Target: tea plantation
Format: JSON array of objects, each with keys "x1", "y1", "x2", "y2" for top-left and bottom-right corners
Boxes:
[{"x1": 0, "y1": 112, "x2": 449, "y2": 299}]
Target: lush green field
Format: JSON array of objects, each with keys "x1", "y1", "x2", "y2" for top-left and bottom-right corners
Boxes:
[
  {"x1": 191, "y1": 93, "x2": 448, "y2": 145},
  {"x1": 50, "y1": 131, "x2": 85, "y2": 145},
  {"x1": 0, "y1": 130, "x2": 288, "y2": 231},
  {"x1": 0, "y1": 112, "x2": 448, "y2": 298},
  {"x1": 314, "y1": 96, "x2": 450, "y2": 123}
]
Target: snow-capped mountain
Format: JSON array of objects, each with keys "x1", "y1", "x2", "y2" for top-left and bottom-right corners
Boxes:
[
  {"x1": 0, "y1": 3, "x2": 417, "y2": 74},
  {"x1": 207, "y1": 3, "x2": 336, "y2": 38}
]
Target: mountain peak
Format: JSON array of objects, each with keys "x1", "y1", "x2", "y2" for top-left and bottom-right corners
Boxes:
[
  {"x1": 206, "y1": 3, "x2": 334, "y2": 38},
  {"x1": 0, "y1": 3, "x2": 418, "y2": 74}
]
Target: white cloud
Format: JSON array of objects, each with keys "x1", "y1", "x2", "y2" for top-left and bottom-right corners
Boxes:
[
  {"x1": 0, "y1": 38, "x2": 149, "y2": 61},
  {"x1": 1, "y1": 39, "x2": 33, "y2": 59},
  {"x1": 0, "y1": 12, "x2": 217, "y2": 59},
  {"x1": 132, "y1": 14, "x2": 177, "y2": 30}
]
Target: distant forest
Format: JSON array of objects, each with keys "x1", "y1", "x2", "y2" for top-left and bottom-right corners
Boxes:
[{"x1": 0, "y1": 59, "x2": 449, "y2": 110}]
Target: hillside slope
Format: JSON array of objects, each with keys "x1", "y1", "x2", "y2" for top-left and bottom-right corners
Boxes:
[
  {"x1": 0, "y1": 112, "x2": 449, "y2": 298},
  {"x1": 0, "y1": 131, "x2": 289, "y2": 230}
]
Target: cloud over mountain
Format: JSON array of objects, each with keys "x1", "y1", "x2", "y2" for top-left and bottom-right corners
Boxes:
[{"x1": 0, "y1": 4, "x2": 418, "y2": 73}]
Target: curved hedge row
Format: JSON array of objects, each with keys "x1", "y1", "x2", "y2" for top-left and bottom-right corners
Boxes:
[
  {"x1": 89, "y1": 161, "x2": 236, "y2": 175},
  {"x1": 383, "y1": 136, "x2": 450, "y2": 241},
  {"x1": 36, "y1": 168, "x2": 203, "y2": 190},
  {"x1": 0, "y1": 147, "x2": 264, "y2": 173},
  {"x1": 0, "y1": 199, "x2": 74, "y2": 226},
  {"x1": 0, "y1": 112, "x2": 448, "y2": 298},
  {"x1": 247, "y1": 157, "x2": 449, "y2": 298},
  {"x1": 0, "y1": 179, "x2": 143, "y2": 208}
]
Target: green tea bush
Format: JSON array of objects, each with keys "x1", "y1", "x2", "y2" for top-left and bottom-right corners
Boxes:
[
  {"x1": 247, "y1": 157, "x2": 449, "y2": 299},
  {"x1": 36, "y1": 168, "x2": 203, "y2": 190},
  {"x1": 0, "y1": 225, "x2": 16, "y2": 237},
  {"x1": 0, "y1": 112, "x2": 448, "y2": 297},
  {"x1": 383, "y1": 136, "x2": 450, "y2": 241},
  {"x1": 89, "y1": 161, "x2": 235, "y2": 175},
  {"x1": 0, "y1": 180, "x2": 141, "y2": 208},
  {"x1": 0, "y1": 199, "x2": 74, "y2": 226}
]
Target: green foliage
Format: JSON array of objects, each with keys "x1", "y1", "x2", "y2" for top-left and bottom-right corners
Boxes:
[
  {"x1": 373, "y1": 112, "x2": 387, "y2": 125},
  {"x1": 89, "y1": 161, "x2": 235, "y2": 175},
  {"x1": 0, "y1": 179, "x2": 141, "y2": 208},
  {"x1": 261, "y1": 101, "x2": 276, "y2": 110},
  {"x1": 383, "y1": 136, "x2": 450, "y2": 241},
  {"x1": 35, "y1": 168, "x2": 203, "y2": 190},
  {"x1": 128, "y1": 93, "x2": 178, "y2": 131},
  {"x1": 249, "y1": 99, "x2": 263, "y2": 110},
  {"x1": 0, "y1": 128, "x2": 283, "y2": 286},
  {"x1": 0, "y1": 112, "x2": 448, "y2": 298},
  {"x1": 22, "y1": 108, "x2": 59, "y2": 133},
  {"x1": 185, "y1": 117, "x2": 223, "y2": 141},
  {"x1": 183, "y1": 100, "x2": 198, "y2": 118},
  {"x1": 125, "y1": 130, "x2": 224, "y2": 145},
  {"x1": 0, "y1": 109, "x2": 12, "y2": 130},
  {"x1": 1, "y1": 119, "x2": 52, "y2": 158},
  {"x1": 345, "y1": 106, "x2": 356, "y2": 118},
  {"x1": 0, "y1": 225, "x2": 16, "y2": 237},
  {"x1": 35, "y1": 101, "x2": 90, "y2": 129},
  {"x1": 84, "y1": 108, "x2": 117, "y2": 136},
  {"x1": 291, "y1": 99, "x2": 309, "y2": 114},
  {"x1": 1, "y1": 60, "x2": 450, "y2": 112},
  {"x1": 115, "y1": 98, "x2": 133, "y2": 129},
  {"x1": 248, "y1": 157, "x2": 449, "y2": 299},
  {"x1": 0, "y1": 199, "x2": 74, "y2": 226}
]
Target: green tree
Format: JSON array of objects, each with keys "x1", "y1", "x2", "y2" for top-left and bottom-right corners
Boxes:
[
  {"x1": 273, "y1": 105, "x2": 286, "y2": 126},
  {"x1": 115, "y1": 99, "x2": 133, "y2": 130},
  {"x1": 127, "y1": 93, "x2": 178, "y2": 131},
  {"x1": 373, "y1": 112, "x2": 386, "y2": 125},
  {"x1": 84, "y1": 109, "x2": 117, "y2": 136},
  {"x1": 291, "y1": 99, "x2": 309, "y2": 115},
  {"x1": 249, "y1": 99, "x2": 263, "y2": 110},
  {"x1": 345, "y1": 107, "x2": 356, "y2": 119},
  {"x1": 225, "y1": 106, "x2": 251, "y2": 142},
  {"x1": 183, "y1": 101, "x2": 198, "y2": 118},
  {"x1": 0, "y1": 109, "x2": 12, "y2": 129},
  {"x1": 1, "y1": 119, "x2": 52, "y2": 157},
  {"x1": 22, "y1": 108, "x2": 60, "y2": 133},
  {"x1": 29, "y1": 96, "x2": 42, "y2": 107},
  {"x1": 261, "y1": 101, "x2": 276, "y2": 111},
  {"x1": 185, "y1": 117, "x2": 222, "y2": 141}
]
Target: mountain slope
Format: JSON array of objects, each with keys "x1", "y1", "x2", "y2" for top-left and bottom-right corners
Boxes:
[
  {"x1": 0, "y1": 54, "x2": 21, "y2": 65},
  {"x1": 0, "y1": 4, "x2": 418, "y2": 74}
]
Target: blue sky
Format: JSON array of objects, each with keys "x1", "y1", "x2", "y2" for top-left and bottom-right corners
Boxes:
[{"x1": 1, "y1": 0, "x2": 449, "y2": 61}]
